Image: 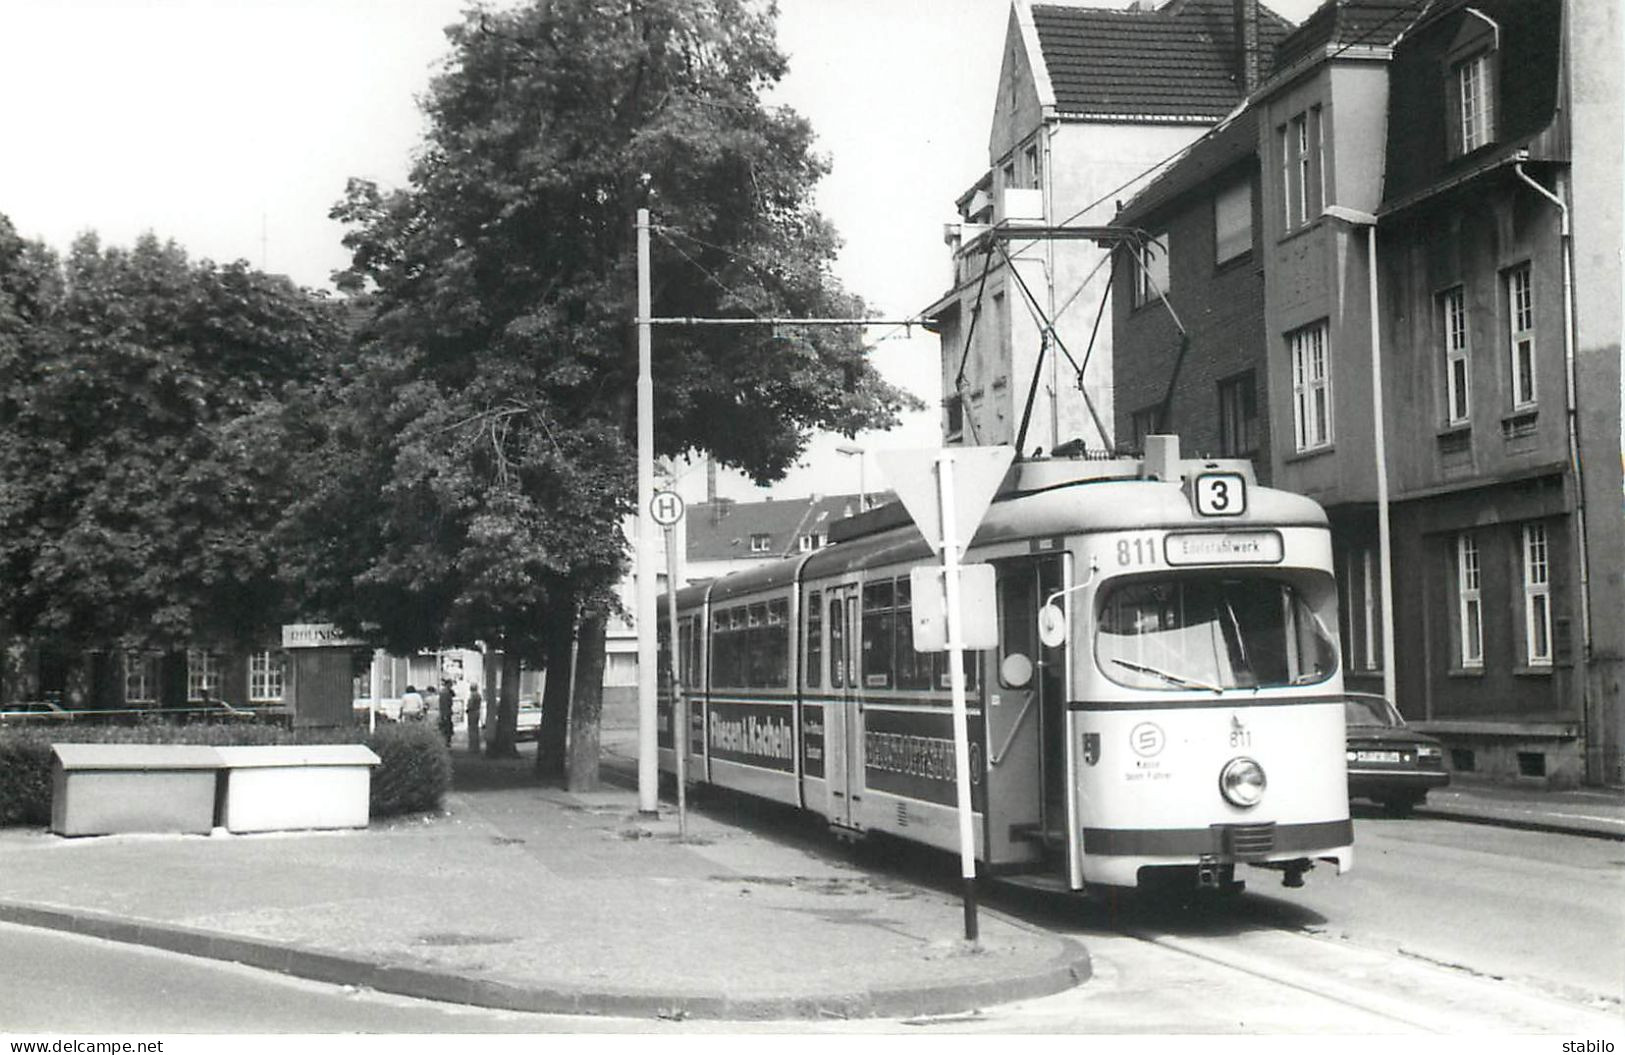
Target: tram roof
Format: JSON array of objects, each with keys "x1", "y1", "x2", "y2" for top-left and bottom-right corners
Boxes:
[{"x1": 682, "y1": 467, "x2": 1329, "y2": 605}]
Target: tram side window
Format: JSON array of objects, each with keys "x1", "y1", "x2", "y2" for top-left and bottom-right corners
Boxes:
[
  {"x1": 712, "y1": 608, "x2": 738, "y2": 687},
  {"x1": 805, "y1": 591, "x2": 822, "y2": 688},
  {"x1": 829, "y1": 596, "x2": 845, "y2": 688},
  {"x1": 862, "y1": 580, "x2": 895, "y2": 687},
  {"x1": 759, "y1": 598, "x2": 790, "y2": 687},
  {"x1": 998, "y1": 566, "x2": 1038, "y2": 686}
]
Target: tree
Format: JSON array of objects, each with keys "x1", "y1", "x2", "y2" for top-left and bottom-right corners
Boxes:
[
  {"x1": 0, "y1": 220, "x2": 346, "y2": 662},
  {"x1": 318, "y1": 0, "x2": 918, "y2": 788}
]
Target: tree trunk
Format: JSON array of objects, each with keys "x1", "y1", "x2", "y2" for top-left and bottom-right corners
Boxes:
[
  {"x1": 484, "y1": 644, "x2": 521, "y2": 758},
  {"x1": 535, "y1": 607, "x2": 575, "y2": 781},
  {"x1": 565, "y1": 610, "x2": 607, "y2": 793}
]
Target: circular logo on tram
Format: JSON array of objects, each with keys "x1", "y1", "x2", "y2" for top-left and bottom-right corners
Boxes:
[{"x1": 1129, "y1": 722, "x2": 1166, "y2": 758}]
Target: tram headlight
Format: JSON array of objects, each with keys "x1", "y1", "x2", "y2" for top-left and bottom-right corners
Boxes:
[{"x1": 1219, "y1": 757, "x2": 1266, "y2": 808}]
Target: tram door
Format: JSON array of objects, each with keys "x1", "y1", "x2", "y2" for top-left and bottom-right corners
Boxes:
[
  {"x1": 823, "y1": 584, "x2": 862, "y2": 829},
  {"x1": 990, "y1": 558, "x2": 1068, "y2": 861}
]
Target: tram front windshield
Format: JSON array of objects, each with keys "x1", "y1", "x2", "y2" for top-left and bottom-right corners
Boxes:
[{"x1": 1096, "y1": 574, "x2": 1337, "y2": 691}]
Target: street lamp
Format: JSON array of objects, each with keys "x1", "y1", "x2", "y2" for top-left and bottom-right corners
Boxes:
[
  {"x1": 835, "y1": 443, "x2": 867, "y2": 512},
  {"x1": 1322, "y1": 205, "x2": 1396, "y2": 709}
]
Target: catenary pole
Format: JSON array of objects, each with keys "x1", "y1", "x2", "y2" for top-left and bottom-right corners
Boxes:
[{"x1": 637, "y1": 208, "x2": 658, "y2": 815}]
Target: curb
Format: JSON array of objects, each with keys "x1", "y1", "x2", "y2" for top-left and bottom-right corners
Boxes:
[
  {"x1": 0, "y1": 899, "x2": 1091, "y2": 1021},
  {"x1": 1412, "y1": 803, "x2": 1625, "y2": 841}
]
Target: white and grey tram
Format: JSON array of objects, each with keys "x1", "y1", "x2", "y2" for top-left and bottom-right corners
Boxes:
[{"x1": 658, "y1": 438, "x2": 1353, "y2": 895}]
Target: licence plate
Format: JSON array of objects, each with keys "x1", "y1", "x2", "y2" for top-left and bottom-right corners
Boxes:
[{"x1": 1355, "y1": 750, "x2": 1403, "y2": 763}]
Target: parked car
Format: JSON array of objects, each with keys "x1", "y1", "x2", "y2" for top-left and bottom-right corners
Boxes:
[
  {"x1": 515, "y1": 699, "x2": 542, "y2": 742},
  {"x1": 0, "y1": 700, "x2": 72, "y2": 725},
  {"x1": 1344, "y1": 692, "x2": 1449, "y2": 815}
]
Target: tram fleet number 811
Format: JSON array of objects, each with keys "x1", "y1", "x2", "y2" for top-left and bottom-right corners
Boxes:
[{"x1": 657, "y1": 438, "x2": 1353, "y2": 897}]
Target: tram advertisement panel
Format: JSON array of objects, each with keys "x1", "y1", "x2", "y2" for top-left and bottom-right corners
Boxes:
[
  {"x1": 707, "y1": 700, "x2": 796, "y2": 772},
  {"x1": 802, "y1": 703, "x2": 825, "y2": 779},
  {"x1": 863, "y1": 708, "x2": 986, "y2": 812}
]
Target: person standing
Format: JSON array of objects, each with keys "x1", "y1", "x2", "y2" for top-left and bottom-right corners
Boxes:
[
  {"x1": 437, "y1": 680, "x2": 455, "y2": 744},
  {"x1": 466, "y1": 682, "x2": 483, "y2": 753},
  {"x1": 400, "y1": 685, "x2": 425, "y2": 722}
]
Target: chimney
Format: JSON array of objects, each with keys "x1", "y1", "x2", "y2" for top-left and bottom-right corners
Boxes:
[
  {"x1": 1233, "y1": 0, "x2": 1260, "y2": 94},
  {"x1": 706, "y1": 457, "x2": 717, "y2": 504}
]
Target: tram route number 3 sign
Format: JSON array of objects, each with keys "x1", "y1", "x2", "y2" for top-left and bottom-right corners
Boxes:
[{"x1": 1193, "y1": 472, "x2": 1246, "y2": 517}]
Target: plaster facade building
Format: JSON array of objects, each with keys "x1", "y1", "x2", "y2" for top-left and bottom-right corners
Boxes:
[
  {"x1": 1110, "y1": 0, "x2": 1623, "y2": 786},
  {"x1": 926, "y1": 0, "x2": 1293, "y2": 455}
]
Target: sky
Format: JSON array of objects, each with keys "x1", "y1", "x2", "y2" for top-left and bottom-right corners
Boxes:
[{"x1": 0, "y1": 0, "x2": 1324, "y2": 506}]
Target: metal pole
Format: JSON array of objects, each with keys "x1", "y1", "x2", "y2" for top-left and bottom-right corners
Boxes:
[
  {"x1": 637, "y1": 209, "x2": 658, "y2": 815},
  {"x1": 938, "y1": 450, "x2": 979, "y2": 944},
  {"x1": 1366, "y1": 224, "x2": 1396, "y2": 708},
  {"x1": 663, "y1": 522, "x2": 687, "y2": 839}
]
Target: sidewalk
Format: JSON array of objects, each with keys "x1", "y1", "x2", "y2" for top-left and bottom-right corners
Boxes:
[
  {"x1": 0, "y1": 744, "x2": 1088, "y2": 1023},
  {"x1": 1412, "y1": 777, "x2": 1625, "y2": 840},
  {"x1": 0, "y1": 743, "x2": 1618, "y2": 1025}
]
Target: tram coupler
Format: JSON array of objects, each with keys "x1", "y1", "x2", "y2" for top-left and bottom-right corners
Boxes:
[
  {"x1": 1195, "y1": 854, "x2": 1221, "y2": 889},
  {"x1": 1280, "y1": 860, "x2": 1312, "y2": 888}
]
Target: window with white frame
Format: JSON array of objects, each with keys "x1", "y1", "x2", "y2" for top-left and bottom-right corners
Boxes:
[
  {"x1": 187, "y1": 649, "x2": 222, "y2": 700},
  {"x1": 1522, "y1": 523, "x2": 1552, "y2": 666},
  {"x1": 1345, "y1": 546, "x2": 1383, "y2": 672},
  {"x1": 1133, "y1": 234, "x2": 1170, "y2": 307},
  {"x1": 1280, "y1": 105, "x2": 1324, "y2": 231},
  {"x1": 249, "y1": 651, "x2": 286, "y2": 702},
  {"x1": 123, "y1": 652, "x2": 160, "y2": 705},
  {"x1": 1507, "y1": 264, "x2": 1536, "y2": 409},
  {"x1": 1456, "y1": 533, "x2": 1483, "y2": 669},
  {"x1": 1440, "y1": 286, "x2": 1471, "y2": 425},
  {"x1": 1023, "y1": 142, "x2": 1041, "y2": 190},
  {"x1": 1455, "y1": 52, "x2": 1495, "y2": 154},
  {"x1": 1214, "y1": 179, "x2": 1253, "y2": 264},
  {"x1": 750, "y1": 533, "x2": 772, "y2": 553},
  {"x1": 1289, "y1": 320, "x2": 1332, "y2": 451}
]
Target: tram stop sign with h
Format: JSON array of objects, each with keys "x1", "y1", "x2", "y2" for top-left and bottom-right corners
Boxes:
[{"x1": 650, "y1": 489, "x2": 685, "y2": 527}]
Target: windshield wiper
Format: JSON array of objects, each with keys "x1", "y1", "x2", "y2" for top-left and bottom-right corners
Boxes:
[{"x1": 1109, "y1": 657, "x2": 1222, "y2": 693}]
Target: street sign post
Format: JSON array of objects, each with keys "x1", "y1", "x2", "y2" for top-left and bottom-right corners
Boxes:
[
  {"x1": 652, "y1": 489, "x2": 689, "y2": 838},
  {"x1": 875, "y1": 445, "x2": 1014, "y2": 943}
]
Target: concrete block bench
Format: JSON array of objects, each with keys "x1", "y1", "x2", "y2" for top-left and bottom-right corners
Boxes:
[
  {"x1": 51, "y1": 744, "x2": 223, "y2": 836},
  {"x1": 214, "y1": 744, "x2": 381, "y2": 833}
]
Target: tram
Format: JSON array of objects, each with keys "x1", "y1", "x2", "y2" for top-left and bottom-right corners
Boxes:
[{"x1": 657, "y1": 437, "x2": 1353, "y2": 895}]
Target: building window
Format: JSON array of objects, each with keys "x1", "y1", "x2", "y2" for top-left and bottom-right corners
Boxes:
[
  {"x1": 1507, "y1": 263, "x2": 1536, "y2": 409},
  {"x1": 249, "y1": 651, "x2": 286, "y2": 702},
  {"x1": 123, "y1": 652, "x2": 160, "y2": 705},
  {"x1": 1217, "y1": 372, "x2": 1258, "y2": 458},
  {"x1": 1440, "y1": 286, "x2": 1471, "y2": 425},
  {"x1": 1344, "y1": 547, "x2": 1384, "y2": 672},
  {"x1": 945, "y1": 393, "x2": 964, "y2": 438},
  {"x1": 1456, "y1": 533, "x2": 1483, "y2": 669},
  {"x1": 1001, "y1": 161, "x2": 1016, "y2": 190},
  {"x1": 750, "y1": 533, "x2": 772, "y2": 553},
  {"x1": 1288, "y1": 320, "x2": 1332, "y2": 451},
  {"x1": 1023, "y1": 142, "x2": 1041, "y2": 190},
  {"x1": 187, "y1": 649, "x2": 222, "y2": 701},
  {"x1": 1455, "y1": 52, "x2": 1496, "y2": 154},
  {"x1": 1523, "y1": 523, "x2": 1552, "y2": 666},
  {"x1": 1130, "y1": 405, "x2": 1161, "y2": 451},
  {"x1": 1280, "y1": 105, "x2": 1324, "y2": 231},
  {"x1": 1133, "y1": 233, "x2": 1170, "y2": 307},
  {"x1": 797, "y1": 533, "x2": 825, "y2": 553},
  {"x1": 1214, "y1": 179, "x2": 1253, "y2": 264}
]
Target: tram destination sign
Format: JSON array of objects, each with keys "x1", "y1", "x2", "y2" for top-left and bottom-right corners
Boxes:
[{"x1": 1164, "y1": 530, "x2": 1284, "y2": 566}]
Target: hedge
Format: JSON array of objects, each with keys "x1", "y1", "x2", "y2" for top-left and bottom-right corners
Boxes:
[{"x1": 0, "y1": 719, "x2": 452, "y2": 827}]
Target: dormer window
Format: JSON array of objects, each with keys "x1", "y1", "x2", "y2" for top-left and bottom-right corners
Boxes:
[
  {"x1": 1446, "y1": 10, "x2": 1498, "y2": 159},
  {"x1": 1455, "y1": 52, "x2": 1495, "y2": 154},
  {"x1": 750, "y1": 533, "x2": 772, "y2": 553}
]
